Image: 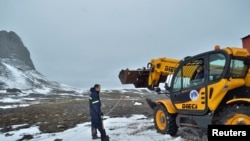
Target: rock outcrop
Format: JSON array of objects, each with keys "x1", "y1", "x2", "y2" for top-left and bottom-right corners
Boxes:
[
  {"x1": 0, "y1": 30, "x2": 35, "y2": 70},
  {"x1": 0, "y1": 30, "x2": 79, "y2": 94}
]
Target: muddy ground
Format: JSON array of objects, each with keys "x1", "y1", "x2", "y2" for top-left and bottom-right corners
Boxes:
[{"x1": 0, "y1": 92, "x2": 207, "y2": 141}]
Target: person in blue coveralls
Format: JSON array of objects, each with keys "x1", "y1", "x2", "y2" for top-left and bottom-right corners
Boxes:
[{"x1": 89, "y1": 84, "x2": 109, "y2": 141}]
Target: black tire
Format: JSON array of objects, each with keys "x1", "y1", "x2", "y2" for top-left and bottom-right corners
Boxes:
[
  {"x1": 154, "y1": 104, "x2": 178, "y2": 136},
  {"x1": 213, "y1": 104, "x2": 250, "y2": 125}
]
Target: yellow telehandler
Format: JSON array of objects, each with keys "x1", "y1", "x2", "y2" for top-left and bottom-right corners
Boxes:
[{"x1": 119, "y1": 45, "x2": 250, "y2": 136}]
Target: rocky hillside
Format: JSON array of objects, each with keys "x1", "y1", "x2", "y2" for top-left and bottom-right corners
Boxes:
[
  {"x1": 0, "y1": 30, "x2": 81, "y2": 94},
  {"x1": 0, "y1": 30, "x2": 35, "y2": 70}
]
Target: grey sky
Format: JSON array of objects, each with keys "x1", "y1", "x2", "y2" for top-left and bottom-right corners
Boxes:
[{"x1": 1, "y1": 0, "x2": 250, "y2": 89}]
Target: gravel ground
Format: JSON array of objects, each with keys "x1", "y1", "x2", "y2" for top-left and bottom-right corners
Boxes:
[
  {"x1": 0, "y1": 92, "x2": 154, "y2": 133},
  {"x1": 0, "y1": 92, "x2": 207, "y2": 141}
]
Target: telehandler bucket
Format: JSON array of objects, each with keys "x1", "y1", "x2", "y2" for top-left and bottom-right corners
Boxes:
[{"x1": 118, "y1": 69, "x2": 150, "y2": 88}]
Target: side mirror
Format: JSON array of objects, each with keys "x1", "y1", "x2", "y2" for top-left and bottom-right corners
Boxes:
[
  {"x1": 164, "y1": 83, "x2": 170, "y2": 90},
  {"x1": 154, "y1": 87, "x2": 161, "y2": 93}
]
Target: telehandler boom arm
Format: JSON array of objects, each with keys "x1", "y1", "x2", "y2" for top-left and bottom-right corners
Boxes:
[{"x1": 118, "y1": 57, "x2": 180, "y2": 90}]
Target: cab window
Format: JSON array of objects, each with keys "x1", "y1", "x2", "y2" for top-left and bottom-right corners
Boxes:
[
  {"x1": 172, "y1": 58, "x2": 204, "y2": 92},
  {"x1": 208, "y1": 53, "x2": 226, "y2": 81},
  {"x1": 229, "y1": 59, "x2": 248, "y2": 78}
]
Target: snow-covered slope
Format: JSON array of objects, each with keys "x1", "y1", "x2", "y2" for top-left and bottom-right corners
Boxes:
[{"x1": 0, "y1": 59, "x2": 82, "y2": 95}]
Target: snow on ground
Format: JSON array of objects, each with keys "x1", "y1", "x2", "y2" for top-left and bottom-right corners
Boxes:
[
  {"x1": 0, "y1": 97, "x2": 40, "y2": 109},
  {"x1": 0, "y1": 115, "x2": 184, "y2": 141}
]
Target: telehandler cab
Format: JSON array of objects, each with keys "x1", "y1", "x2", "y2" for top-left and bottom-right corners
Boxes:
[{"x1": 119, "y1": 45, "x2": 250, "y2": 136}]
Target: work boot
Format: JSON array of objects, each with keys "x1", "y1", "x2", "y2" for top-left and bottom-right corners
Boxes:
[
  {"x1": 92, "y1": 127, "x2": 99, "y2": 139},
  {"x1": 92, "y1": 135, "x2": 101, "y2": 139}
]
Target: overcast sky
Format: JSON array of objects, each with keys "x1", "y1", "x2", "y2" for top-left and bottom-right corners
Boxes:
[{"x1": 1, "y1": 0, "x2": 250, "y2": 89}]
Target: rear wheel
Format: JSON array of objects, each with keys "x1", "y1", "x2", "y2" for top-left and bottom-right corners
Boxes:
[
  {"x1": 154, "y1": 104, "x2": 178, "y2": 136},
  {"x1": 214, "y1": 104, "x2": 250, "y2": 125}
]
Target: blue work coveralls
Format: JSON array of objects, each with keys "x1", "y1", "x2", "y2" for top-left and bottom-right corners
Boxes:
[{"x1": 89, "y1": 87, "x2": 105, "y2": 137}]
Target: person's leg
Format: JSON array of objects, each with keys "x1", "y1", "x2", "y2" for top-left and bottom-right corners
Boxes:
[
  {"x1": 91, "y1": 118, "x2": 99, "y2": 139},
  {"x1": 91, "y1": 127, "x2": 98, "y2": 139}
]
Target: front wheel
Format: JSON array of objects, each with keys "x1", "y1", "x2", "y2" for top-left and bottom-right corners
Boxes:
[
  {"x1": 154, "y1": 104, "x2": 178, "y2": 136},
  {"x1": 213, "y1": 104, "x2": 250, "y2": 125}
]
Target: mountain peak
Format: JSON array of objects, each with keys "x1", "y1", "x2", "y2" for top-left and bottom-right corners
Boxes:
[
  {"x1": 0, "y1": 30, "x2": 82, "y2": 94},
  {"x1": 0, "y1": 30, "x2": 35, "y2": 70}
]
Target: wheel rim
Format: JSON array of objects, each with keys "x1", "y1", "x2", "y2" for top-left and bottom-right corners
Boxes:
[
  {"x1": 156, "y1": 110, "x2": 167, "y2": 130},
  {"x1": 226, "y1": 114, "x2": 250, "y2": 125}
]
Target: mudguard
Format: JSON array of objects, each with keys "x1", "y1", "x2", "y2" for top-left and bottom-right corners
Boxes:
[
  {"x1": 156, "y1": 99, "x2": 177, "y2": 114},
  {"x1": 226, "y1": 98, "x2": 250, "y2": 104}
]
